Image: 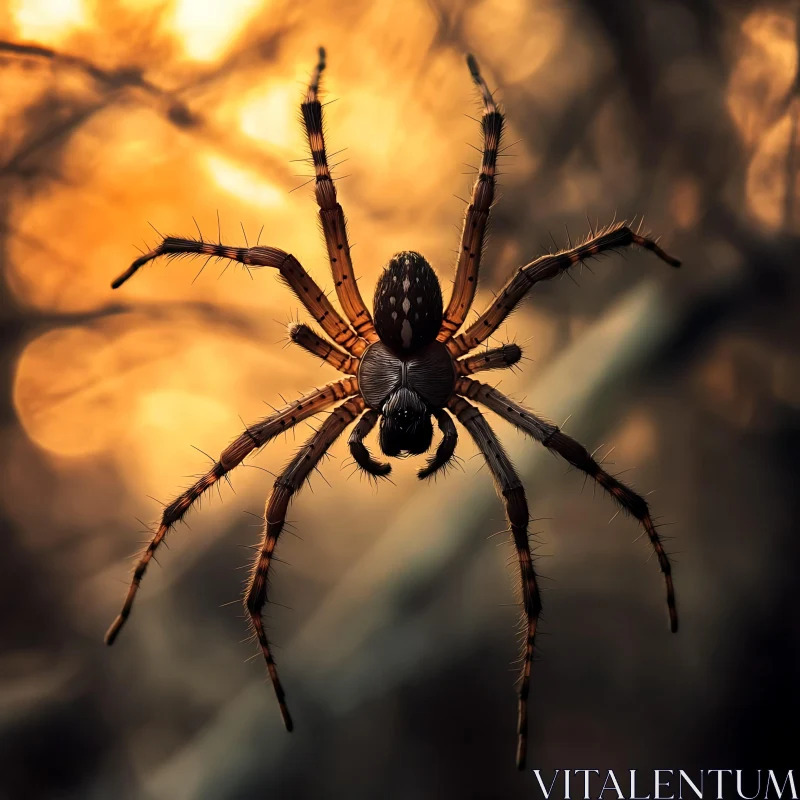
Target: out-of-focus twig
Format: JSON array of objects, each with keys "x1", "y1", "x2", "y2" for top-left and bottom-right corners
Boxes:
[{"x1": 0, "y1": 39, "x2": 292, "y2": 185}]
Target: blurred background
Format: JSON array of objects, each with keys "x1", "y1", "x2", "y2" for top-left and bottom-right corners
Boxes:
[{"x1": 1, "y1": 0, "x2": 798, "y2": 797}]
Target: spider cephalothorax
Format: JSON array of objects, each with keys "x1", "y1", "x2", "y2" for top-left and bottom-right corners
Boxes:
[{"x1": 104, "y1": 48, "x2": 681, "y2": 770}]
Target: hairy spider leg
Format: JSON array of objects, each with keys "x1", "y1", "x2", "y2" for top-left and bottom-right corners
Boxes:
[
  {"x1": 448, "y1": 395, "x2": 540, "y2": 771},
  {"x1": 289, "y1": 322, "x2": 359, "y2": 374},
  {"x1": 302, "y1": 47, "x2": 377, "y2": 342},
  {"x1": 448, "y1": 222, "x2": 681, "y2": 357},
  {"x1": 417, "y1": 408, "x2": 458, "y2": 479},
  {"x1": 438, "y1": 54, "x2": 504, "y2": 341},
  {"x1": 104, "y1": 378, "x2": 359, "y2": 646},
  {"x1": 111, "y1": 240, "x2": 368, "y2": 357},
  {"x1": 348, "y1": 408, "x2": 392, "y2": 476},
  {"x1": 456, "y1": 343, "x2": 522, "y2": 376},
  {"x1": 244, "y1": 395, "x2": 366, "y2": 730},
  {"x1": 457, "y1": 376, "x2": 678, "y2": 632}
]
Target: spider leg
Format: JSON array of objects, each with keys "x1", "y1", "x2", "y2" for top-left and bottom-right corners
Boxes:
[
  {"x1": 104, "y1": 377, "x2": 359, "y2": 646},
  {"x1": 448, "y1": 222, "x2": 681, "y2": 356},
  {"x1": 289, "y1": 322, "x2": 359, "y2": 374},
  {"x1": 348, "y1": 408, "x2": 391, "y2": 477},
  {"x1": 301, "y1": 48, "x2": 378, "y2": 342},
  {"x1": 457, "y1": 376, "x2": 678, "y2": 632},
  {"x1": 438, "y1": 54, "x2": 504, "y2": 342},
  {"x1": 244, "y1": 395, "x2": 366, "y2": 730},
  {"x1": 417, "y1": 408, "x2": 458, "y2": 479},
  {"x1": 456, "y1": 343, "x2": 521, "y2": 376},
  {"x1": 112, "y1": 238, "x2": 368, "y2": 356},
  {"x1": 447, "y1": 394, "x2": 539, "y2": 771}
]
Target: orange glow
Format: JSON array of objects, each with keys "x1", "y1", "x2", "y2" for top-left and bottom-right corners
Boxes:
[
  {"x1": 3, "y1": 0, "x2": 669, "y2": 518},
  {"x1": 239, "y1": 84, "x2": 298, "y2": 150},
  {"x1": 746, "y1": 112, "x2": 799, "y2": 230},
  {"x1": 463, "y1": 0, "x2": 564, "y2": 85},
  {"x1": 669, "y1": 176, "x2": 701, "y2": 230},
  {"x1": 205, "y1": 154, "x2": 285, "y2": 208},
  {"x1": 728, "y1": 9, "x2": 799, "y2": 230},
  {"x1": 169, "y1": 0, "x2": 264, "y2": 62},
  {"x1": 13, "y1": 326, "x2": 122, "y2": 457},
  {"x1": 727, "y1": 10, "x2": 797, "y2": 146},
  {"x1": 11, "y1": 0, "x2": 88, "y2": 44}
]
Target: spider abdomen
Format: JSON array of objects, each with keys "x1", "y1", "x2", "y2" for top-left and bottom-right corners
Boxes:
[{"x1": 373, "y1": 251, "x2": 443, "y2": 354}]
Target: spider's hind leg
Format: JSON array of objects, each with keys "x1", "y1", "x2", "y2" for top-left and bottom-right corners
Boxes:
[
  {"x1": 104, "y1": 378, "x2": 359, "y2": 646},
  {"x1": 244, "y1": 396, "x2": 365, "y2": 729},
  {"x1": 447, "y1": 394, "x2": 540, "y2": 770},
  {"x1": 458, "y1": 376, "x2": 679, "y2": 632}
]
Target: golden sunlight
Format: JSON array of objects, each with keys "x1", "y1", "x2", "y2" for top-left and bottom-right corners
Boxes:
[
  {"x1": 11, "y1": 0, "x2": 88, "y2": 44},
  {"x1": 239, "y1": 84, "x2": 298, "y2": 151},
  {"x1": 13, "y1": 327, "x2": 122, "y2": 457},
  {"x1": 169, "y1": 0, "x2": 264, "y2": 62},
  {"x1": 745, "y1": 112, "x2": 798, "y2": 230},
  {"x1": 128, "y1": 389, "x2": 235, "y2": 490},
  {"x1": 727, "y1": 10, "x2": 796, "y2": 146},
  {"x1": 727, "y1": 9, "x2": 799, "y2": 230},
  {"x1": 205, "y1": 154, "x2": 284, "y2": 208}
]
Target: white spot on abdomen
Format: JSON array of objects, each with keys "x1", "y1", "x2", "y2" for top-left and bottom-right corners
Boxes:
[{"x1": 402, "y1": 297, "x2": 411, "y2": 313}]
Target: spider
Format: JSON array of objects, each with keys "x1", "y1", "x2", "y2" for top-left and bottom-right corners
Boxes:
[{"x1": 105, "y1": 48, "x2": 680, "y2": 770}]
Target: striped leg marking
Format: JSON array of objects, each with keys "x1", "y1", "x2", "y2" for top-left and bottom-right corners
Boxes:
[
  {"x1": 457, "y1": 376, "x2": 678, "y2": 632},
  {"x1": 244, "y1": 395, "x2": 366, "y2": 730},
  {"x1": 456, "y1": 343, "x2": 522, "y2": 376},
  {"x1": 289, "y1": 322, "x2": 359, "y2": 374},
  {"x1": 448, "y1": 394, "x2": 540, "y2": 770},
  {"x1": 112, "y1": 237, "x2": 368, "y2": 356},
  {"x1": 104, "y1": 377, "x2": 359, "y2": 646},
  {"x1": 301, "y1": 48, "x2": 377, "y2": 342},
  {"x1": 448, "y1": 223, "x2": 680, "y2": 357},
  {"x1": 439, "y1": 54, "x2": 504, "y2": 342}
]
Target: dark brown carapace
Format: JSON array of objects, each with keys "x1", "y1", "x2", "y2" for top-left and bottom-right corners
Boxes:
[{"x1": 104, "y1": 48, "x2": 681, "y2": 770}]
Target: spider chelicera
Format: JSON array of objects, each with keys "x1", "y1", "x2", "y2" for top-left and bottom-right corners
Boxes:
[{"x1": 105, "y1": 48, "x2": 680, "y2": 770}]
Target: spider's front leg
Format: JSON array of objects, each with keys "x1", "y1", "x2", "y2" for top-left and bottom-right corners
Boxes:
[
  {"x1": 104, "y1": 377, "x2": 358, "y2": 645},
  {"x1": 457, "y1": 376, "x2": 678, "y2": 632},
  {"x1": 111, "y1": 237, "x2": 368, "y2": 357},
  {"x1": 301, "y1": 47, "x2": 377, "y2": 343},
  {"x1": 438, "y1": 54, "x2": 504, "y2": 342},
  {"x1": 447, "y1": 394, "x2": 540, "y2": 771},
  {"x1": 245, "y1": 396, "x2": 365, "y2": 730},
  {"x1": 448, "y1": 223, "x2": 681, "y2": 356}
]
